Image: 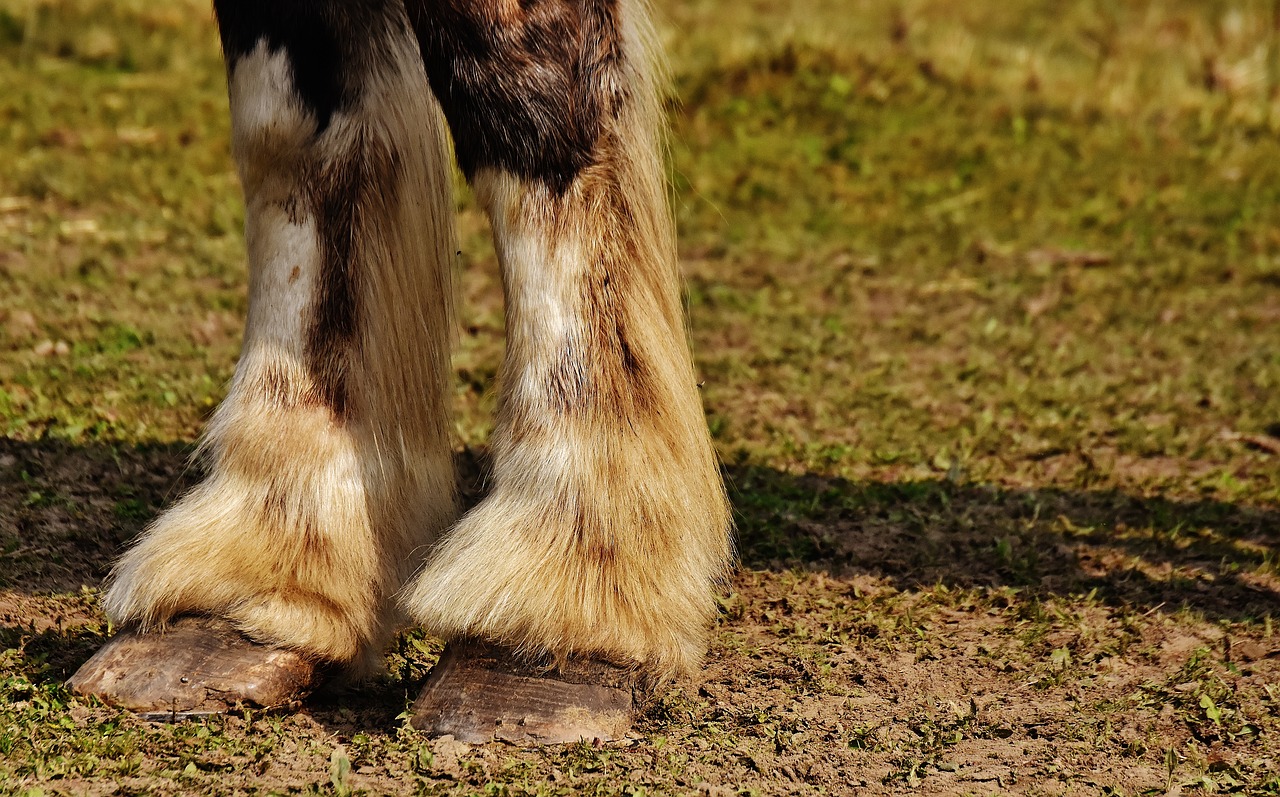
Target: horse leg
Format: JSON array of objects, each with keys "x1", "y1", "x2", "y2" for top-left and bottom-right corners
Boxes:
[
  {"x1": 401, "y1": 0, "x2": 733, "y2": 743},
  {"x1": 70, "y1": 0, "x2": 457, "y2": 716}
]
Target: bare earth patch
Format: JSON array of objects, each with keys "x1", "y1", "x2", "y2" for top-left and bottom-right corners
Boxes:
[
  {"x1": 2, "y1": 0, "x2": 1280, "y2": 793},
  {"x1": 1, "y1": 443, "x2": 1278, "y2": 794}
]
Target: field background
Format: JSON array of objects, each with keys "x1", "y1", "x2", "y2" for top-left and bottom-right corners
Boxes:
[{"x1": 2, "y1": 0, "x2": 1280, "y2": 794}]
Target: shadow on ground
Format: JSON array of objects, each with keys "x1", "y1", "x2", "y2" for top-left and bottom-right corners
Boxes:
[
  {"x1": 730, "y1": 465, "x2": 1280, "y2": 624},
  {"x1": 3, "y1": 437, "x2": 1277, "y2": 619},
  {"x1": 1, "y1": 437, "x2": 1276, "y2": 717}
]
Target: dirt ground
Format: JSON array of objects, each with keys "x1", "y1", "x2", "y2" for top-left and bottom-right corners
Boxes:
[
  {"x1": 2, "y1": 439, "x2": 1278, "y2": 795},
  {"x1": 2, "y1": 0, "x2": 1280, "y2": 794}
]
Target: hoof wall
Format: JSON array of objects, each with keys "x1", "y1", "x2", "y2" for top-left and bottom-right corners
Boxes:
[
  {"x1": 409, "y1": 641, "x2": 634, "y2": 745},
  {"x1": 67, "y1": 616, "x2": 319, "y2": 721}
]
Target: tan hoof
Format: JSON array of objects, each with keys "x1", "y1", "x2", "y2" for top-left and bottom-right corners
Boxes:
[
  {"x1": 67, "y1": 616, "x2": 320, "y2": 721},
  {"x1": 409, "y1": 640, "x2": 635, "y2": 745}
]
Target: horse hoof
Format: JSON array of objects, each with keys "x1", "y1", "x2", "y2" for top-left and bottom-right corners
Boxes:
[
  {"x1": 67, "y1": 616, "x2": 320, "y2": 721},
  {"x1": 409, "y1": 640, "x2": 635, "y2": 745}
]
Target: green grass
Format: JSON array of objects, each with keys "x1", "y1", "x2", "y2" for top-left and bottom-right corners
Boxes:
[{"x1": 1, "y1": 0, "x2": 1279, "y2": 794}]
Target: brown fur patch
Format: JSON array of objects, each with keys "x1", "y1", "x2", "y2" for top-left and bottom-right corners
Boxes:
[
  {"x1": 405, "y1": 0, "x2": 732, "y2": 678},
  {"x1": 304, "y1": 132, "x2": 404, "y2": 420},
  {"x1": 105, "y1": 4, "x2": 460, "y2": 668},
  {"x1": 406, "y1": 0, "x2": 627, "y2": 193}
]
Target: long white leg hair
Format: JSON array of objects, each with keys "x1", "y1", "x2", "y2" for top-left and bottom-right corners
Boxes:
[
  {"x1": 403, "y1": 0, "x2": 733, "y2": 679},
  {"x1": 104, "y1": 0, "x2": 457, "y2": 670}
]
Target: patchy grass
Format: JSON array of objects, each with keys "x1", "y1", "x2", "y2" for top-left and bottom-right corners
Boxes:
[{"x1": 2, "y1": 0, "x2": 1279, "y2": 794}]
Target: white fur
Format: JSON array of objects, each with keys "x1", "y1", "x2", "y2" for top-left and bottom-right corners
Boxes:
[
  {"x1": 403, "y1": 0, "x2": 732, "y2": 679},
  {"x1": 106, "y1": 0, "x2": 730, "y2": 681},
  {"x1": 104, "y1": 21, "x2": 458, "y2": 669}
]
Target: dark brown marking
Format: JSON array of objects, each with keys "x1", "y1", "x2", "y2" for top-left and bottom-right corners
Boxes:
[
  {"x1": 215, "y1": 0, "x2": 404, "y2": 134},
  {"x1": 288, "y1": 265, "x2": 301, "y2": 284},
  {"x1": 405, "y1": 0, "x2": 629, "y2": 194},
  {"x1": 307, "y1": 156, "x2": 359, "y2": 420},
  {"x1": 256, "y1": 364, "x2": 339, "y2": 414},
  {"x1": 261, "y1": 485, "x2": 289, "y2": 532},
  {"x1": 282, "y1": 194, "x2": 305, "y2": 225},
  {"x1": 545, "y1": 341, "x2": 590, "y2": 414},
  {"x1": 577, "y1": 260, "x2": 660, "y2": 421},
  {"x1": 299, "y1": 517, "x2": 336, "y2": 569},
  {"x1": 303, "y1": 132, "x2": 404, "y2": 420},
  {"x1": 216, "y1": 1, "x2": 417, "y2": 420},
  {"x1": 259, "y1": 365, "x2": 293, "y2": 408},
  {"x1": 570, "y1": 505, "x2": 617, "y2": 569}
]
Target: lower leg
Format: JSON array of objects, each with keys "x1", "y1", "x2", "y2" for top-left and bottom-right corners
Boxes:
[
  {"x1": 403, "y1": 0, "x2": 732, "y2": 699},
  {"x1": 75, "y1": 1, "x2": 457, "y2": 712}
]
